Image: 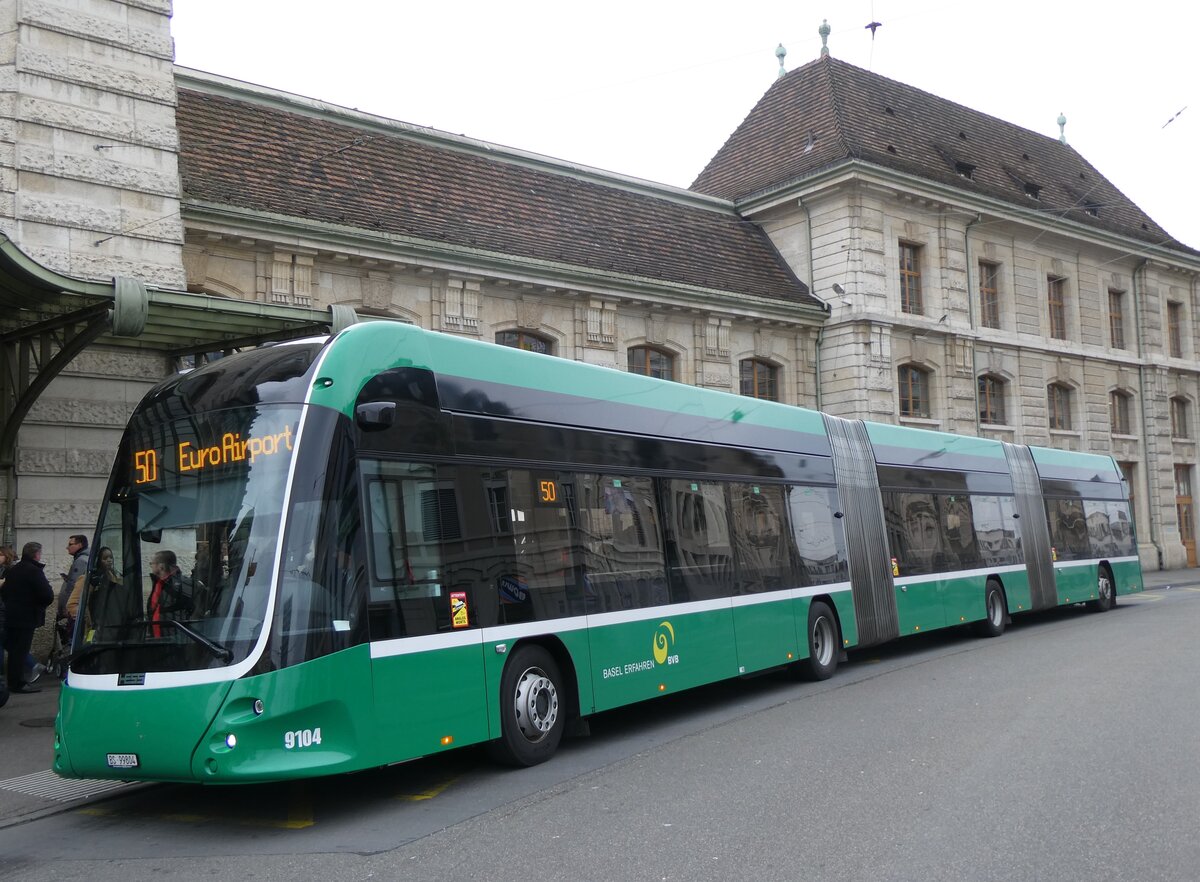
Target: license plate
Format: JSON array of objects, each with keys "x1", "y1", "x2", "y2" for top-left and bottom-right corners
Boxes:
[{"x1": 106, "y1": 753, "x2": 139, "y2": 769}]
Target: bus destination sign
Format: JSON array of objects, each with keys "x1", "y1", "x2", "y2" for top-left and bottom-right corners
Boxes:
[{"x1": 133, "y1": 427, "x2": 296, "y2": 485}]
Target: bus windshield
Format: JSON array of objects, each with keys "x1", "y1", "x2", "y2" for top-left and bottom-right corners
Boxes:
[{"x1": 72, "y1": 403, "x2": 302, "y2": 675}]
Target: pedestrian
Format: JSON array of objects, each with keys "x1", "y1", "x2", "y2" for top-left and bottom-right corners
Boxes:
[
  {"x1": 57, "y1": 534, "x2": 89, "y2": 641},
  {"x1": 0, "y1": 541, "x2": 55, "y2": 694},
  {"x1": 2, "y1": 544, "x2": 47, "y2": 683}
]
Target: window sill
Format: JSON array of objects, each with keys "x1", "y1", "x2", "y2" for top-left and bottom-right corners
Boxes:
[
  {"x1": 1049, "y1": 429, "x2": 1081, "y2": 437},
  {"x1": 1111, "y1": 433, "x2": 1138, "y2": 442},
  {"x1": 898, "y1": 416, "x2": 941, "y2": 428}
]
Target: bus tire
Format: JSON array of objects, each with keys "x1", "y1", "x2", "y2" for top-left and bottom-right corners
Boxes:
[
  {"x1": 974, "y1": 579, "x2": 1006, "y2": 638},
  {"x1": 1088, "y1": 567, "x2": 1115, "y2": 613},
  {"x1": 796, "y1": 600, "x2": 839, "y2": 681},
  {"x1": 487, "y1": 644, "x2": 565, "y2": 767}
]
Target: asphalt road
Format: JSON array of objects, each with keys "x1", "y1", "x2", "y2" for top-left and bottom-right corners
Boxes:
[{"x1": 3, "y1": 588, "x2": 1198, "y2": 882}]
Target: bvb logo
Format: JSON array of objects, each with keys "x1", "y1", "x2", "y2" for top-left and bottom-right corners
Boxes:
[{"x1": 652, "y1": 621, "x2": 675, "y2": 665}]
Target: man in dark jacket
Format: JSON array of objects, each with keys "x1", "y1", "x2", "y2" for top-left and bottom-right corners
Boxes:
[
  {"x1": 147, "y1": 550, "x2": 192, "y2": 638},
  {"x1": 1, "y1": 542, "x2": 55, "y2": 694}
]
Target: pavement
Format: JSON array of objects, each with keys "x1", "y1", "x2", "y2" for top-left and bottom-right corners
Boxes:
[{"x1": 1, "y1": 564, "x2": 1199, "y2": 829}]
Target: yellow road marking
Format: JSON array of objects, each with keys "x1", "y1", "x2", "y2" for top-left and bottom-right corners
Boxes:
[
  {"x1": 397, "y1": 776, "x2": 460, "y2": 802},
  {"x1": 78, "y1": 791, "x2": 315, "y2": 830},
  {"x1": 1125, "y1": 592, "x2": 1163, "y2": 601},
  {"x1": 286, "y1": 782, "x2": 314, "y2": 828}
]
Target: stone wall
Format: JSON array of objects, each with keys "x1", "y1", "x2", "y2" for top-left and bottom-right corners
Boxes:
[
  {"x1": 0, "y1": 0, "x2": 182, "y2": 285},
  {"x1": 183, "y1": 232, "x2": 819, "y2": 408}
]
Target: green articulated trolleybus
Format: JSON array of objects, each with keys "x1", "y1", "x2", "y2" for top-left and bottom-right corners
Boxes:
[{"x1": 55, "y1": 321, "x2": 1142, "y2": 783}]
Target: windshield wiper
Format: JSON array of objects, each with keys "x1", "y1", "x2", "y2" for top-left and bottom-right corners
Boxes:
[
  {"x1": 155, "y1": 619, "x2": 234, "y2": 664},
  {"x1": 65, "y1": 641, "x2": 129, "y2": 667}
]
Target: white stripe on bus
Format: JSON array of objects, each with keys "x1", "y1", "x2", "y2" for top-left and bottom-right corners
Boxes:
[{"x1": 367, "y1": 584, "x2": 854, "y2": 659}]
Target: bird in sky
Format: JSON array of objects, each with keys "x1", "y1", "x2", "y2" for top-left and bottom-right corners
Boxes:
[
  {"x1": 865, "y1": 21, "x2": 883, "y2": 38},
  {"x1": 1162, "y1": 106, "x2": 1187, "y2": 129}
]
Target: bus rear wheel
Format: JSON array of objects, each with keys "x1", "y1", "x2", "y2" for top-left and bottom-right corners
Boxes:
[
  {"x1": 973, "y1": 579, "x2": 1006, "y2": 638},
  {"x1": 796, "y1": 600, "x2": 839, "y2": 681},
  {"x1": 487, "y1": 644, "x2": 565, "y2": 767},
  {"x1": 1088, "y1": 568, "x2": 1116, "y2": 612}
]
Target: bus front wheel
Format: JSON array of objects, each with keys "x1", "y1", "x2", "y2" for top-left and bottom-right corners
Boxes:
[
  {"x1": 796, "y1": 600, "x2": 839, "y2": 681},
  {"x1": 487, "y1": 644, "x2": 565, "y2": 767}
]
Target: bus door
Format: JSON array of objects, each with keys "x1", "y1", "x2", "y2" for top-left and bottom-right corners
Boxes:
[
  {"x1": 729, "y1": 482, "x2": 798, "y2": 673},
  {"x1": 361, "y1": 461, "x2": 489, "y2": 759},
  {"x1": 884, "y1": 492, "x2": 949, "y2": 635}
]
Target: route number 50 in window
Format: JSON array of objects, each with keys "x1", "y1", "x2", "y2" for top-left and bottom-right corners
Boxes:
[{"x1": 284, "y1": 728, "x2": 323, "y2": 749}]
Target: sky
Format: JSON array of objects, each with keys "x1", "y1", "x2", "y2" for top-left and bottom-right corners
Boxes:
[{"x1": 171, "y1": 1, "x2": 1199, "y2": 250}]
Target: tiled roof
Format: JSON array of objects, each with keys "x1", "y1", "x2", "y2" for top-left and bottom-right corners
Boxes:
[
  {"x1": 693, "y1": 56, "x2": 1191, "y2": 253},
  {"x1": 175, "y1": 88, "x2": 816, "y2": 306}
]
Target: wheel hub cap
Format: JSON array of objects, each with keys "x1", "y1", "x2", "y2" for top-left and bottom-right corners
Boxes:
[{"x1": 514, "y1": 667, "x2": 558, "y2": 742}]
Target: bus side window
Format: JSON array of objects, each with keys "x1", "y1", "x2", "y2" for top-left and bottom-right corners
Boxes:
[
  {"x1": 939, "y1": 494, "x2": 980, "y2": 570},
  {"x1": 730, "y1": 483, "x2": 792, "y2": 594},
  {"x1": 786, "y1": 485, "x2": 847, "y2": 586},
  {"x1": 575, "y1": 474, "x2": 668, "y2": 613},
  {"x1": 971, "y1": 495, "x2": 1018, "y2": 567},
  {"x1": 1083, "y1": 498, "x2": 1117, "y2": 558},
  {"x1": 1107, "y1": 500, "x2": 1135, "y2": 556},
  {"x1": 883, "y1": 491, "x2": 941, "y2": 575},
  {"x1": 1046, "y1": 496, "x2": 1089, "y2": 561},
  {"x1": 661, "y1": 479, "x2": 734, "y2": 602},
  {"x1": 502, "y1": 470, "x2": 581, "y2": 623}
]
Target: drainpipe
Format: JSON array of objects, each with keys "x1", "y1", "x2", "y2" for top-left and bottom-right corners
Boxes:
[
  {"x1": 799, "y1": 196, "x2": 829, "y2": 410},
  {"x1": 963, "y1": 214, "x2": 981, "y2": 434},
  {"x1": 1132, "y1": 258, "x2": 1162, "y2": 568}
]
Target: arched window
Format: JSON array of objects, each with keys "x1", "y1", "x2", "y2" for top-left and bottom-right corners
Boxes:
[
  {"x1": 1109, "y1": 390, "x2": 1133, "y2": 435},
  {"x1": 739, "y1": 359, "x2": 779, "y2": 401},
  {"x1": 1171, "y1": 396, "x2": 1191, "y2": 439},
  {"x1": 628, "y1": 346, "x2": 675, "y2": 381},
  {"x1": 1047, "y1": 383, "x2": 1073, "y2": 431},
  {"x1": 898, "y1": 365, "x2": 931, "y2": 418},
  {"x1": 977, "y1": 374, "x2": 1007, "y2": 425},
  {"x1": 495, "y1": 330, "x2": 552, "y2": 355}
]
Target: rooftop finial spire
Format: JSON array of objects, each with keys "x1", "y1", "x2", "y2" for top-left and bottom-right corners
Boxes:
[
  {"x1": 819, "y1": 19, "x2": 831, "y2": 57},
  {"x1": 776, "y1": 42, "x2": 787, "y2": 78},
  {"x1": 1057, "y1": 111, "x2": 1067, "y2": 144}
]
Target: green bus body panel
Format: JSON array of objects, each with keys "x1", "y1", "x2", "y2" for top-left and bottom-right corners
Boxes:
[
  {"x1": 895, "y1": 581, "x2": 946, "y2": 634},
  {"x1": 999, "y1": 569, "x2": 1034, "y2": 614},
  {"x1": 195, "y1": 646, "x2": 376, "y2": 782},
  {"x1": 587, "y1": 608, "x2": 739, "y2": 712},
  {"x1": 57, "y1": 680, "x2": 233, "y2": 782},
  {"x1": 1110, "y1": 559, "x2": 1144, "y2": 594},
  {"x1": 894, "y1": 574, "x2": 990, "y2": 635},
  {"x1": 829, "y1": 592, "x2": 858, "y2": 648},
  {"x1": 371, "y1": 642, "x2": 490, "y2": 761},
  {"x1": 732, "y1": 595, "x2": 801, "y2": 673}
]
